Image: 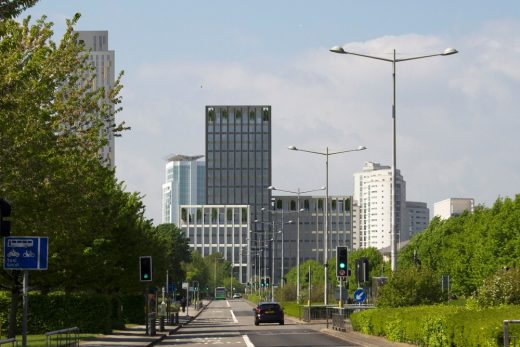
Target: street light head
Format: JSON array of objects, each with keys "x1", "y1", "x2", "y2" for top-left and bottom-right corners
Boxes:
[
  {"x1": 267, "y1": 185, "x2": 276, "y2": 190},
  {"x1": 288, "y1": 145, "x2": 298, "y2": 151},
  {"x1": 442, "y1": 48, "x2": 458, "y2": 56},
  {"x1": 287, "y1": 220, "x2": 294, "y2": 224},
  {"x1": 329, "y1": 45, "x2": 346, "y2": 54},
  {"x1": 254, "y1": 219, "x2": 259, "y2": 223},
  {"x1": 299, "y1": 208, "x2": 305, "y2": 212},
  {"x1": 357, "y1": 145, "x2": 367, "y2": 150},
  {"x1": 320, "y1": 186, "x2": 326, "y2": 190}
]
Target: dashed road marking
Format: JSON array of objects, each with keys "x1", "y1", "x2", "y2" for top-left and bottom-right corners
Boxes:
[
  {"x1": 230, "y1": 310, "x2": 238, "y2": 323},
  {"x1": 242, "y1": 334, "x2": 255, "y2": 347}
]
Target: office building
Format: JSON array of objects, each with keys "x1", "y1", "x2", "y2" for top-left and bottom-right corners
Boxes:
[
  {"x1": 405, "y1": 201, "x2": 430, "y2": 239},
  {"x1": 434, "y1": 198, "x2": 475, "y2": 220},
  {"x1": 179, "y1": 205, "x2": 250, "y2": 283},
  {"x1": 353, "y1": 162, "x2": 407, "y2": 250},
  {"x1": 75, "y1": 31, "x2": 116, "y2": 167},
  {"x1": 205, "y1": 105, "x2": 272, "y2": 283},
  {"x1": 162, "y1": 154, "x2": 205, "y2": 225},
  {"x1": 267, "y1": 195, "x2": 353, "y2": 286}
]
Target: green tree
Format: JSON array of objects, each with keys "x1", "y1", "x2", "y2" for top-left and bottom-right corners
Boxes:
[
  {"x1": 0, "y1": 0, "x2": 39, "y2": 20},
  {"x1": 154, "y1": 223, "x2": 192, "y2": 286},
  {"x1": 0, "y1": 14, "x2": 125, "y2": 336}
]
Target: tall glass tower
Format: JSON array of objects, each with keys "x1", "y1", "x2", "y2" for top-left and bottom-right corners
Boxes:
[
  {"x1": 206, "y1": 106, "x2": 272, "y2": 280},
  {"x1": 205, "y1": 106, "x2": 271, "y2": 216},
  {"x1": 162, "y1": 155, "x2": 205, "y2": 226}
]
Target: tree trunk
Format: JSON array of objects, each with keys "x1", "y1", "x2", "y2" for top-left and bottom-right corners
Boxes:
[{"x1": 8, "y1": 282, "x2": 20, "y2": 338}]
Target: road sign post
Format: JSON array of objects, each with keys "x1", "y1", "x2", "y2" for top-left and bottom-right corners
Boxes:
[{"x1": 3, "y1": 236, "x2": 49, "y2": 347}]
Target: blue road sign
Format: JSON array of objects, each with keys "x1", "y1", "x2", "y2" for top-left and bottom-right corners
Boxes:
[
  {"x1": 3, "y1": 237, "x2": 48, "y2": 270},
  {"x1": 353, "y1": 288, "x2": 366, "y2": 303},
  {"x1": 168, "y1": 283, "x2": 176, "y2": 293}
]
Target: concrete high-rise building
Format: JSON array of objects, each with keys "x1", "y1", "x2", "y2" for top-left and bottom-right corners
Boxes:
[
  {"x1": 76, "y1": 31, "x2": 116, "y2": 167},
  {"x1": 353, "y1": 162, "x2": 407, "y2": 250},
  {"x1": 434, "y1": 198, "x2": 474, "y2": 220},
  {"x1": 405, "y1": 201, "x2": 430, "y2": 239},
  {"x1": 161, "y1": 155, "x2": 205, "y2": 225}
]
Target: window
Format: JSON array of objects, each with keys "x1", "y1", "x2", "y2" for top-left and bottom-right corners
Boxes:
[
  {"x1": 290, "y1": 200, "x2": 296, "y2": 211},
  {"x1": 262, "y1": 107, "x2": 270, "y2": 121},
  {"x1": 304, "y1": 200, "x2": 310, "y2": 210}
]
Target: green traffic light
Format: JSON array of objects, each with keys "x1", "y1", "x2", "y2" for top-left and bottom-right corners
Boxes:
[
  {"x1": 339, "y1": 263, "x2": 346, "y2": 269},
  {"x1": 144, "y1": 274, "x2": 149, "y2": 279}
]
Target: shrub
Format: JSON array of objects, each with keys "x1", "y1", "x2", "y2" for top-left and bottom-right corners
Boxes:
[
  {"x1": 474, "y1": 267, "x2": 520, "y2": 307},
  {"x1": 376, "y1": 267, "x2": 444, "y2": 307},
  {"x1": 350, "y1": 305, "x2": 520, "y2": 346}
]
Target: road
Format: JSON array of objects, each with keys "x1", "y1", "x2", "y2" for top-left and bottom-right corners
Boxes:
[{"x1": 157, "y1": 299, "x2": 359, "y2": 347}]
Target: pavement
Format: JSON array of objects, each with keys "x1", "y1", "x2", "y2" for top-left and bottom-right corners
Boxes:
[
  {"x1": 79, "y1": 299, "x2": 415, "y2": 347},
  {"x1": 79, "y1": 301, "x2": 208, "y2": 347}
]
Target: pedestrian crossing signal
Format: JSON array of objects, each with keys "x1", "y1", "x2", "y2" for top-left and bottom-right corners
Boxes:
[{"x1": 139, "y1": 256, "x2": 152, "y2": 282}]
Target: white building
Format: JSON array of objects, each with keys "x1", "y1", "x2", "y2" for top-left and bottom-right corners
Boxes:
[
  {"x1": 75, "y1": 31, "x2": 116, "y2": 167},
  {"x1": 405, "y1": 201, "x2": 430, "y2": 238},
  {"x1": 162, "y1": 155, "x2": 205, "y2": 225},
  {"x1": 179, "y1": 205, "x2": 250, "y2": 283},
  {"x1": 353, "y1": 162, "x2": 407, "y2": 250},
  {"x1": 434, "y1": 198, "x2": 474, "y2": 220}
]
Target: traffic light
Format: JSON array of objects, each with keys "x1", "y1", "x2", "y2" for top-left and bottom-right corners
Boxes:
[
  {"x1": 0, "y1": 198, "x2": 12, "y2": 237},
  {"x1": 355, "y1": 257, "x2": 370, "y2": 283},
  {"x1": 265, "y1": 277, "x2": 270, "y2": 287},
  {"x1": 139, "y1": 256, "x2": 152, "y2": 282},
  {"x1": 336, "y1": 246, "x2": 348, "y2": 277},
  {"x1": 260, "y1": 278, "x2": 265, "y2": 287}
]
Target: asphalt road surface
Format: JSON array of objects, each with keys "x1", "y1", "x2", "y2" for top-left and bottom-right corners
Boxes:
[{"x1": 157, "y1": 299, "x2": 359, "y2": 347}]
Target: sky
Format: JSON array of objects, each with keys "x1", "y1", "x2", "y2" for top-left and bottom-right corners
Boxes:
[{"x1": 26, "y1": 1, "x2": 520, "y2": 224}]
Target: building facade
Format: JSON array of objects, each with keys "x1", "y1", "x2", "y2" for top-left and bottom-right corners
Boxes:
[
  {"x1": 405, "y1": 201, "x2": 430, "y2": 239},
  {"x1": 179, "y1": 205, "x2": 250, "y2": 283},
  {"x1": 265, "y1": 195, "x2": 353, "y2": 286},
  {"x1": 75, "y1": 31, "x2": 116, "y2": 167},
  {"x1": 161, "y1": 155, "x2": 205, "y2": 225},
  {"x1": 434, "y1": 198, "x2": 475, "y2": 220},
  {"x1": 353, "y1": 162, "x2": 407, "y2": 250},
  {"x1": 205, "y1": 105, "x2": 272, "y2": 284}
]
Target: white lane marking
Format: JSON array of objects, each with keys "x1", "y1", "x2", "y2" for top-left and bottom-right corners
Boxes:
[
  {"x1": 226, "y1": 300, "x2": 230, "y2": 307},
  {"x1": 242, "y1": 334, "x2": 255, "y2": 347},
  {"x1": 230, "y1": 309, "x2": 238, "y2": 323}
]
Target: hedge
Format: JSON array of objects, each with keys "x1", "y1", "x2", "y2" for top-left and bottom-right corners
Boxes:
[
  {"x1": 0, "y1": 292, "x2": 144, "y2": 334},
  {"x1": 350, "y1": 305, "x2": 520, "y2": 347}
]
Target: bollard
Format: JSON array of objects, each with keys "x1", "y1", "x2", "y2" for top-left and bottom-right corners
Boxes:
[
  {"x1": 160, "y1": 317, "x2": 165, "y2": 332},
  {"x1": 149, "y1": 313, "x2": 156, "y2": 336},
  {"x1": 175, "y1": 312, "x2": 179, "y2": 325}
]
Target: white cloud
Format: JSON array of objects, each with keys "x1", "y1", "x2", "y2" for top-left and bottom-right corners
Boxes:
[{"x1": 116, "y1": 20, "x2": 520, "y2": 223}]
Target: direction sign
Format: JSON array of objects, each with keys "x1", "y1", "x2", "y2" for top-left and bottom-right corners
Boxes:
[
  {"x1": 3, "y1": 237, "x2": 48, "y2": 270},
  {"x1": 353, "y1": 288, "x2": 366, "y2": 303}
]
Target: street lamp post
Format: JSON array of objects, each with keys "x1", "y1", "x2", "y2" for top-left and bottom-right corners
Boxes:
[
  {"x1": 255, "y1": 217, "x2": 293, "y2": 301},
  {"x1": 329, "y1": 45, "x2": 457, "y2": 271},
  {"x1": 268, "y1": 185, "x2": 325, "y2": 303},
  {"x1": 288, "y1": 145, "x2": 366, "y2": 305}
]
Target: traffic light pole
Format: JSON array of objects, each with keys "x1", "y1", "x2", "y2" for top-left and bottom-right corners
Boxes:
[{"x1": 338, "y1": 277, "x2": 343, "y2": 308}]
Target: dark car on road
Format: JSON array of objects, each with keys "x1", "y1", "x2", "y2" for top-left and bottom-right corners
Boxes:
[{"x1": 253, "y1": 301, "x2": 284, "y2": 325}]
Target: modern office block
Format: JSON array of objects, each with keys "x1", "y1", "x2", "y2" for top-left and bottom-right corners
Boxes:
[
  {"x1": 434, "y1": 198, "x2": 474, "y2": 220},
  {"x1": 75, "y1": 31, "x2": 116, "y2": 167},
  {"x1": 405, "y1": 201, "x2": 430, "y2": 239},
  {"x1": 353, "y1": 162, "x2": 407, "y2": 250},
  {"x1": 205, "y1": 105, "x2": 272, "y2": 284},
  {"x1": 266, "y1": 195, "x2": 353, "y2": 286},
  {"x1": 162, "y1": 154, "x2": 205, "y2": 225},
  {"x1": 179, "y1": 205, "x2": 250, "y2": 283}
]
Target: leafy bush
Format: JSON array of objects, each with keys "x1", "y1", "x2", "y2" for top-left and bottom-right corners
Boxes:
[
  {"x1": 0, "y1": 292, "x2": 147, "y2": 334},
  {"x1": 350, "y1": 305, "x2": 520, "y2": 346},
  {"x1": 474, "y1": 267, "x2": 520, "y2": 307},
  {"x1": 376, "y1": 267, "x2": 444, "y2": 307}
]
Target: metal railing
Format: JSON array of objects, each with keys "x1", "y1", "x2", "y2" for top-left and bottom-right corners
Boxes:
[
  {"x1": 504, "y1": 320, "x2": 520, "y2": 347},
  {"x1": 45, "y1": 327, "x2": 79, "y2": 347},
  {"x1": 0, "y1": 338, "x2": 17, "y2": 347}
]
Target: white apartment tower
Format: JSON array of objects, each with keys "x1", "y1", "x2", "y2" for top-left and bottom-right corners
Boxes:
[
  {"x1": 162, "y1": 155, "x2": 205, "y2": 226},
  {"x1": 353, "y1": 162, "x2": 407, "y2": 249},
  {"x1": 75, "y1": 31, "x2": 116, "y2": 167}
]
